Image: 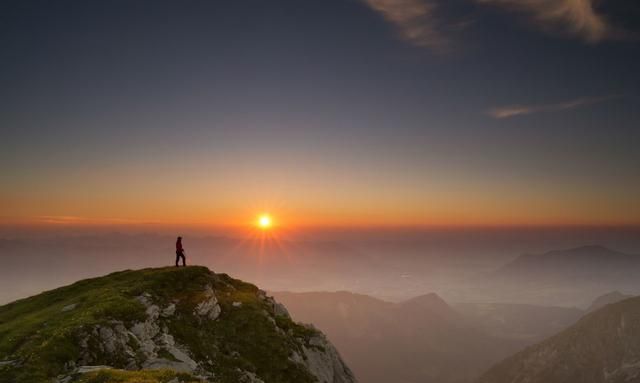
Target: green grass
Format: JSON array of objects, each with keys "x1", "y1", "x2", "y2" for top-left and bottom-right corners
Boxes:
[
  {"x1": 162, "y1": 271, "x2": 318, "y2": 382},
  {"x1": 0, "y1": 266, "x2": 321, "y2": 383},
  {"x1": 72, "y1": 368, "x2": 203, "y2": 383}
]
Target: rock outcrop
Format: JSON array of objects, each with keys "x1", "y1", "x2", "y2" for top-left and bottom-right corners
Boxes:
[
  {"x1": 0, "y1": 266, "x2": 356, "y2": 383},
  {"x1": 301, "y1": 332, "x2": 355, "y2": 383}
]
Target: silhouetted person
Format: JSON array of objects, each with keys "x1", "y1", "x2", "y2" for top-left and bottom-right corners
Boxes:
[{"x1": 175, "y1": 236, "x2": 186, "y2": 267}]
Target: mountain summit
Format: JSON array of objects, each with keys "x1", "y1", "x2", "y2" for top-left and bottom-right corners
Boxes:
[{"x1": 0, "y1": 266, "x2": 356, "y2": 383}]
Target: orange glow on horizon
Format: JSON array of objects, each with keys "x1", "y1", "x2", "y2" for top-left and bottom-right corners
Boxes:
[
  {"x1": 2, "y1": 213, "x2": 640, "y2": 231},
  {"x1": 2, "y1": 195, "x2": 640, "y2": 231}
]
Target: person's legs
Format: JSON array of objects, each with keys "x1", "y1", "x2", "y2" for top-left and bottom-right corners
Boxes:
[{"x1": 175, "y1": 251, "x2": 180, "y2": 267}]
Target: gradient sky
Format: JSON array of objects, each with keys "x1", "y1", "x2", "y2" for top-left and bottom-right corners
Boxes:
[{"x1": 1, "y1": 0, "x2": 639, "y2": 228}]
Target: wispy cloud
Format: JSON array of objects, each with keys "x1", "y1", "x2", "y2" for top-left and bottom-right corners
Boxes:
[
  {"x1": 361, "y1": 0, "x2": 628, "y2": 51},
  {"x1": 487, "y1": 95, "x2": 619, "y2": 119},
  {"x1": 477, "y1": 0, "x2": 610, "y2": 42},
  {"x1": 361, "y1": 0, "x2": 449, "y2": 50}
]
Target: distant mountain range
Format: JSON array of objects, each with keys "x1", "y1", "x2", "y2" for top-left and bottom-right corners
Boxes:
[
  {"x1": 274, "y1": 288, "x2": 636, "y2": 383},
  {"x1": 477, "y1": 295, "x2": 640, "y2": 383},
  {"x1": 496, "y1": 245, "x2": 640, "y2": 280},
  {"x1": 273, "y1": 291, "x2": 527, "y2": 383},
  {"x1": 485, "y1": 245, "x2": 640, "y2": 306}
]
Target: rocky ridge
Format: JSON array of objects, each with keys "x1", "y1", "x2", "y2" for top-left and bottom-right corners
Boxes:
[{"x1": 0, "y1": 266, "x2": 356, "y2": 383}]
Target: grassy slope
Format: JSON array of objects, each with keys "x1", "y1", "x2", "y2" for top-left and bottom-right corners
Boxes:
[
  {"x1": 74, "y1": 369, "x2": 204, "y2": 383},
  {"x1": 0, "y1": 266, "x2": 319, "y2": 383}
]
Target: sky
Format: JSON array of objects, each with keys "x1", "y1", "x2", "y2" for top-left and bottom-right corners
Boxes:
[{"x1": 1, "y1": 0, "x2": 639, "y2": 229}]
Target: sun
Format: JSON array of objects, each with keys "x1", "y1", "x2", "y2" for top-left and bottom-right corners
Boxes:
[{"x1": 257, "y1": 214, "x2": 272, "y2": 230}]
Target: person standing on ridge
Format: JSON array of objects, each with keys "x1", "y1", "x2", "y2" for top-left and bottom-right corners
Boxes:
[{"x1": 175, "y1": 236, "x2": 186, "y2": 267}]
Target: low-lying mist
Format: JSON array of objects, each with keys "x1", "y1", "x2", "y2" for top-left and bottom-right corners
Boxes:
[{"x1": 2, "y1": 225, "x2": 639, "y2": 306}]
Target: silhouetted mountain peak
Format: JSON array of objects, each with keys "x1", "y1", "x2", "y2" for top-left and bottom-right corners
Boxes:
[
  {"x1": 397, "y1": 292, "x2": 463, "y2": 322},
  {"x1": 551, "y1": 244, "x2": 622, "y2": 256},
  {"x1": 402, "y1": 292, "x2": 449, "y2": 309}
]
